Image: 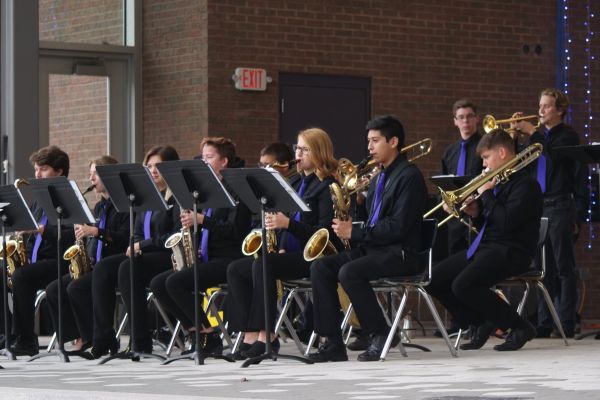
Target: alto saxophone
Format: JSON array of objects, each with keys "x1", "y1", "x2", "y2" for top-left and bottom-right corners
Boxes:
[
  {"x1": 165, "y1": 227, "x2": 195, "y2": 271},
  {"x1": 64, "y1": 239, "x2": 92, "y2": 279}
]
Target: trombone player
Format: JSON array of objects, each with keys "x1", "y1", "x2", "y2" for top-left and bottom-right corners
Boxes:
[
  {"x1": 308, "y1": 115, "x2": 427, "y2": 362},
  {"x1": 511, "y1": 88, "x2": 580, "y2": 338},
  {"x1": 426, "y1": 129, "x2": 542, "y2": 351}
]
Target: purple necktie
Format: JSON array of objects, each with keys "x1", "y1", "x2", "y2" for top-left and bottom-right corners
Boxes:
[
  {"x1": 456, "y1": 141, "x2": 467, "y2": 176},
  {"x1": 95, "y1": 203, "x2": 107, "y2": 262},
  {"x1": 31, "y1": 212, "x2": 48, "y2": 263},
  {"x1": 284, "y1": 177, "x2": 307, "y2": 252},
  {"x1": 466, "y1": 187, "x2": 498, "y2": 259},
  {"x1": 199, "y1": 208, "x2": 213, "y2": 263},
  {"x1": 536, "y1": 130, "x2": 550, "y2": 194},
  {"x1": 143, "y1": 211, "x2": 152, "y2": 240},
  {"x1": 368, "y1": 171, "x2": 386, "y2": 227}
]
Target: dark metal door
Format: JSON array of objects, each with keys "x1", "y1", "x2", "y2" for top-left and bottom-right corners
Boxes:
[{"x1": 279, "y1": 73, "x2": 370, "y2": 163}]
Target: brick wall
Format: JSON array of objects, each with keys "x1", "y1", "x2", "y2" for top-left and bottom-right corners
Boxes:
[{"x1": 141, "y1": 0, "x2": 208, "y2": 160}]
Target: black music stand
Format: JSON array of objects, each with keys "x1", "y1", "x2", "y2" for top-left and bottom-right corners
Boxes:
[
  {"x1": 555, "y1": 144, "x2": 600, "y2": 340},
  {"x1": 157, "y1": 159, "x2": 236, "y2": 365},
  {"x1": 0, "y1": 187, "x2": 38, "y2": 361},
  {"x1": 221, "y1": 167, "x2": 313, "y2": 367},
  {"x1": 26, "y1": 177, "x2": 95, "y2": 363},
  {"x1": 95, "y1": 163, "x2": 169, "y2": 363}
]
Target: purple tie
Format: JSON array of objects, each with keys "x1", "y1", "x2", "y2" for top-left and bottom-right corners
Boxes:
[
  {"x1": 537, "y1": 130, "x2": 550, "y2": 194},
  {"x1": 466, "y1": 187, "x2": 498, "y2": 259},
  {"x1": 143, "y1": 211, "x2": 152, "y2": 240},
  {"x1": 31, "y1": 212, "x2": 48, "y2": 263},
  {"x1": 95, "y1": 204, "x2": 107, "y2": 262},
  {"x1": 456, "y1": 141, "x2": 467, "y2": 176},
  {"x1": 199, "y1": 208, "x2": 213, "y2": 263},
  {"x1": 368, "y1": 171, "x2": 386, "y2": 227},
  {"x1": 284, "y1": 177, "x2": 307, "y2": 252}
]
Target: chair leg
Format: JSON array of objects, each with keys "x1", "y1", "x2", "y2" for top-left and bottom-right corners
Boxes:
[
  {"x1": 166, "y1": 321, "x2": 182, "y2": 356},
  {"x1": 304, "y1": 331, "x2": 318, "y2": 356},
  {"x1": 380, "y1": 290, "x2": 408, "y2": 360},
  {"x1": 204, "y1": 292, "x2": 233, "y2": 349},
  {"x1": 116, "y1": 312, "x2": 128, "y2": 338},
  {"x1": 419, "y1": 287, "x2": 457, "y2": 357},
  {"x1": 537, "y1": 282, "x2": 569, "y2": 346},
  {"x1": 453, "y1": 329, "x2": 462, "y2": 351},
  {"x1": 516, "y1": 282, "x2": 531, "y2": 316},
  {"x1": 46, "y1": 332, "x2": 57, "y2": 352},
  {"x1": 148, "y1": 292, "x2": 185, "y2": 352}
]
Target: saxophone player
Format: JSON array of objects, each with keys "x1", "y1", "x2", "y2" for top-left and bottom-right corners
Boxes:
[
  {"x1": 9, "y1": 146, "x2": 75, "y2": 357},
  {"x1": 226, "y1": 129, "x2": 341, "y2": 360},
  {"x1": 88, "y1": 146, "x2": 181, "y2": 358},
  {"x1": 44, "y1": 156, "x2": 129, "y2": 353},
  {"x1": 149, "y1": 137, "x2": 252, "y2": 357},
  {"x1": 308, "y1": 115, "x2": 427, "y2": 362}
]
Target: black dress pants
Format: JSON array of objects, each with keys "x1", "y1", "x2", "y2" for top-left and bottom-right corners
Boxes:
[
  {"x1": 426, "y1": 246, "x2": 529, "y2": 330},
  {"x1": 118, "y1": 252, "x2": 172, "y2": 349},
  {"x1": 92, "y1": 254, "x2": 127, "y2": 348},
  {"x1": 311, "y1": 247, "x2": 418, "y2": 337},
  {"x1": 248, "y1": 251, "x2": 310, "y2": 331},
  {"x1": 46, "y1": 272, "x2": 93, "y2": 343},
  {"x1": 11, "y1": 259, "x2": 68, "y2": 343},
  {"x1": 225, "y1": 257, "x2": 254, "y2": 332},
  {"x1": 538, "y1": 199, "x2": 578, "y2": 333},
  {"x1": 150, "y1": 257, "x2": 234, "y2": 330}
]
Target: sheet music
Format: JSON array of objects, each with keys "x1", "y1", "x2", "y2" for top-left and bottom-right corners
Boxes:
[
  {"x1": 266, "y1": 167, "x2": 311, "y2": 212},
  {"x1": 15, "y1": 188, "x2": 38, "y2": 230},
  {"x1": 70, "y1": 180, "x2": 95, "y2": 224}
]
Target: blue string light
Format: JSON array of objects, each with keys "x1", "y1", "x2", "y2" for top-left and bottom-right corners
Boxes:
[{"x1": 583, "y1": 0, "x2": 595, "y2": 249}]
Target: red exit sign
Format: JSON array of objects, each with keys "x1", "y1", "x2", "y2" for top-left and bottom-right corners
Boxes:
[{"x1": 233, "y1": 67, "x2": 269, "y2": 91}]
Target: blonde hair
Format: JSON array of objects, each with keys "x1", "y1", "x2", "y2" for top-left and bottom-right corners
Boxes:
[{"x1": 297, "y1": 128, "x2": 338, "y2": 180}]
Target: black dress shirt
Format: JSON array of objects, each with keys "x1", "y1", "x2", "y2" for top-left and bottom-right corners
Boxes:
[
  {"x1": 86, "y1": 197, "x2": 130, "y2": 261},
  {"x1": 279, "y1": 172, "x2": 342, "y2": 250},
  {"x1": 441, "y1": 132, "x2": 483, "y2": 176},
  {"x1": 134, "y1": 194, "x2": 181, "y2": 253},
  {"x1": 352, "y1": 154, "x2": 428, "y2": 254},
  {"x1": 25, "y1": 200, "x2": 75, "y2": 261},
  {"x1": 528, "y1": 123, "x2": 580, "y2": 198},
  {"x1": 474, "y1": 168, "x2": 543, "y2": 260},
  {"x1": 199, "y1": 181, "x2": 253, "y2": 260}
]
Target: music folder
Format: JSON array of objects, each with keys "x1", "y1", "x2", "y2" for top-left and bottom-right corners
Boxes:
[{"x1": 429, "y1": 174, "x2": 475, "y2": 191}]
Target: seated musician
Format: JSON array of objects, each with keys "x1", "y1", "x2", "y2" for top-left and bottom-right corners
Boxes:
[
  {"x1": 258, "y1": 142, "x2": 295, "y2": 175},
  {"x1": 150, "y1": 137, "x2": 252, "y2": 357},
  {"x1": 89, "y1": 145, "x2": 181, "y2": 358},
  {"x1": 44, "y1": 155, "x2": 129, "y2": 354},
  {"x1": 308, "y1": 115, "x2": 427, "y2": 362},
  {"x1": 9, "y1": 146, "x2": 75, "y2": 357},
  {"x1": 426, "y1": 129, "x2": 543, "y2": 351},
  {"x1": 226, "y1": 129, "x2": 340, "y2": 360}
]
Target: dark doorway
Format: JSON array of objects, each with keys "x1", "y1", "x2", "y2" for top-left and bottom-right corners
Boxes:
[{"x1": 279, "y1": 73, "x2": 371, "y2": 163}]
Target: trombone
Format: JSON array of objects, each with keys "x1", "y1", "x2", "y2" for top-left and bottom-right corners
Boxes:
[
  {"x1": 482, "y1": 114, "x2": 540, "y2": 135},
  {"x1": 424, "y1": 143, "x2": 543, "y2": 231},
  {"x1": 341, "y1": 138, "x2": 433, "y2": 195}
]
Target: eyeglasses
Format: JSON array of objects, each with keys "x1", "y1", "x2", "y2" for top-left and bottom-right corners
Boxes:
[
  {"x1": 455, "y1": 113, "x2": 477, "y2": 121},
  {"x1": 293, "y1": 145, "x2": 310, "y2": 154}
]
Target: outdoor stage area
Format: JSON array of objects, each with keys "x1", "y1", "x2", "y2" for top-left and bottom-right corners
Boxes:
[{"x1": 0, "y1": 335, "x2": 598, "y2": 400}]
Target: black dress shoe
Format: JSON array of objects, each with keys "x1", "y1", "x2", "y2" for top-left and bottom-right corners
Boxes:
[
  {"x1": 494, "y1": 319, "x2": 536, "y2": 351},
  {"x1": 232, "y1": 342, "x2": 253, "y2": 360},
  {"x1": 183, "y1": 331, "x2": 224, "y2": 356},
  {"x1": 307, "y1": 340, "x2": 348, "y2": 363},
  {"x1": 459, "y1": 321, "x2": 495, "y2": 350},
  {"x1": 347, "y1": 331, "x2": 369, "y2": 351},
  {"x1": 87, "y1": 340, "x2": 119, "y2": 359},
  {"x1": 535, "y1": 326, "x2": 552, "y2": 338},
  {"x1": 357, "y1": 334, "x2": 389, "y2": 362},
  {"x1": 9, "y1": 341, "x2": 39, "y2": 357},
  {"x1": 243, "y1": 338, "x2": 280, "y2": 359}
]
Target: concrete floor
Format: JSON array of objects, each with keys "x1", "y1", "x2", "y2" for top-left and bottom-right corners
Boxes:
[{"x1": 0, "y1": 335, "x2": 598, "y2": 400}]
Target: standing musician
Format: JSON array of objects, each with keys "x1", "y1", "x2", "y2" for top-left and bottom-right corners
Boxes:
[
  {"x1": 426, "y1": 129, "x2": 542, "y2": 351},
  {"x1": 88, "y1": 145, "x2": 181, "y2": 358},
  {"x1": 512, "y1": 88, "x2": 580, "y2": 338},
  {"x1": 9, "y1": 146, "x2": 74, "y2": 357},
  {"x1": 226, "y1": 129, "x2": 340, "y2": 360},
  {"x1": 150, "y1": 137, "x2": 252, "y2": 356},
  {"x1": 44, "y1": 155, "x2": 129, "y2": 353},
  {"x1": 308, "y1": 115, "x2": 427, "y2": 362},
  {"x1": 441, "y1": 99, "x2": 483, "y2": 255}
]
